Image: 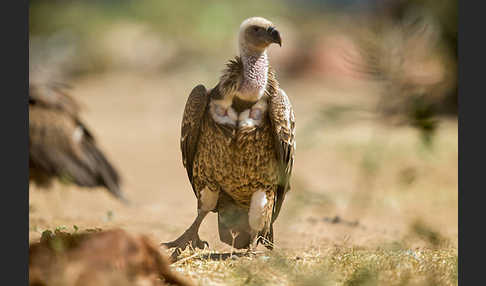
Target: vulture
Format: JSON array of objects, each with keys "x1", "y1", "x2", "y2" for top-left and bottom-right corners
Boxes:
[
  {"x1": 29, "y1": 82, "x2": 125, "y2": 202},
  {"x1": 163, "y1": 17, "x2": 296, "y2": 256}
]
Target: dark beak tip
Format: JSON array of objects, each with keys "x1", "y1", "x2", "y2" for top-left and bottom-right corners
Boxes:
[{"x1": 268, "y1": 27, "x2": 282, "y2": 47}]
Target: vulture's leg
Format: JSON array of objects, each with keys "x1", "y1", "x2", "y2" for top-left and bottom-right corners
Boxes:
[
  {"x1": 247, "y1": 190, "x2": 273, "y2": 252},
  {"x1": 162, "y1": 188, "x2": 218, "y2": 259},
  {"x1": 162, "y1": 210, "x2": 209, "y2": 252}
]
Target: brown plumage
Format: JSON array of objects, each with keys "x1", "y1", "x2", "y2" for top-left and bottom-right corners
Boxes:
[
  {"x1": 29, "y1": 83, "x2": 125, "y2": 201},
  {"x1": 163, "y1": 17, "x2": 295, "y2": 258},
  {"x1": 29, "y1": 229, "x2": 195, "y2": 286}
]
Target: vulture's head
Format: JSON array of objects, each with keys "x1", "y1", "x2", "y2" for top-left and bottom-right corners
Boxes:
[{"x1": 239, "y1": 17, "x2": 281, "y2": 53}]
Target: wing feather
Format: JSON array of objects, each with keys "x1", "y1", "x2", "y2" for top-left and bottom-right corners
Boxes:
[
  {"x1": 29, "y1": 84, "x2": 124, "y2": 201},
  {"x1": 29, "y1": 107, "x2": 123, "y2": 199},
  {"x1": 180, "y1": 84, "x2": 210, "y2": 196},
  {"x1": 268, "y1": 88, "x2": 296, "y2": 223}
]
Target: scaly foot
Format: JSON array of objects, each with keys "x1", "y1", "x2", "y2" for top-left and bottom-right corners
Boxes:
[{"x1": 161, "y1": 229, "x2": 209, "y2": 261}]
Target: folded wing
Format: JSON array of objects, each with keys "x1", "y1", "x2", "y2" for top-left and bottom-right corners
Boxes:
[
  {"x1": 268, "y1": 87, "x2": 296, "y2": 223},
  {"x1": 180, "y1": 84, "x2": 210, "y2": 196}
]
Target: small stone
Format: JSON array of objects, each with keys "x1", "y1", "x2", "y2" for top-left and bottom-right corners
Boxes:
[{"x1": 331, "y1": 216, "x2": 341, "y2": 224}]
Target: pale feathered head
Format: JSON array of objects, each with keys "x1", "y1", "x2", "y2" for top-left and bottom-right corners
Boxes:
[{"x1": 239, "y1": 17, "x2": 281, "y2": 53}]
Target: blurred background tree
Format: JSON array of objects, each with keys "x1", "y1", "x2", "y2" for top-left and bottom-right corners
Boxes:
[{"x1": 30, "y1": 0, "x2": 456, "y2": 146}]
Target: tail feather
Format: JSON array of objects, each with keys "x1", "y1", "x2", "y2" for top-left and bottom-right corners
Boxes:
[{"x1": 79, "y1": 139, "x2": 125, "y2": 202}]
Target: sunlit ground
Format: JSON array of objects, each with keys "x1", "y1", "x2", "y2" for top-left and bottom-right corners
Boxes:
[{"x1": 29, "y1": 69, "x2": 457, "y2": 285}]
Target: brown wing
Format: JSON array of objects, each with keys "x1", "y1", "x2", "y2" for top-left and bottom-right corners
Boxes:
[
  {"x1": 180, "y1": 84, "x2": 210, "y2": 196},
  {"x1": 29, "y1": 83, "x2": 81, "y2": 117},
  {"x1": 29, "y1": 88, "x2": 124, "y2": 201},
  {"x1": 268, "y1": 88, "x2": 296, "y2": 223}
]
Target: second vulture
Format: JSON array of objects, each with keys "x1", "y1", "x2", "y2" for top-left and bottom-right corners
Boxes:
[{"x1": 29, "y1": 82, "x2": 125, "y2": 202}]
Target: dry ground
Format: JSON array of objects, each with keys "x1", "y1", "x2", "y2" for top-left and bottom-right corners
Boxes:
[{"x1": 29, "y1": 70, "x2": 457, "y2": 285}]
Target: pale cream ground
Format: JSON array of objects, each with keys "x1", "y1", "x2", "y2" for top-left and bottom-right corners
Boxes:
[{"x1": 29, "y1": 71, "x2": 458, "y2": 254}]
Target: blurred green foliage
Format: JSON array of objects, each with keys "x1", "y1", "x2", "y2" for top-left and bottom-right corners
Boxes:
[
  {"x1": 30, "y1": 0, "x2": 288, "y2": 67},
  {"x1": 30, "y1": 0, "x2": 456, "y2": 78},
  {"x1": 30, "y1": 0, "x2": 457, "y2": 138}
]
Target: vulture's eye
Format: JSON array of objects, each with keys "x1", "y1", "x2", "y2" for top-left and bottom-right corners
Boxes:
[{"x1": 253, "y1": 26, "x2": 260, "y2": 32}]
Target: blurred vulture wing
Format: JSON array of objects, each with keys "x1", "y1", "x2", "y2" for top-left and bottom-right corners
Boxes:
[
  {"x1": 180, "y1": 84, "x2": 210, "y2": 195},
  {"x1": 29, "y1": 83, "x2": 81, "y2": 117},
  {"x1": 29, "y1": 85, "x2": 125, "y2": 201},
  {"x1": 269, "y1": 88, "x2": 296, "y2": 223}
]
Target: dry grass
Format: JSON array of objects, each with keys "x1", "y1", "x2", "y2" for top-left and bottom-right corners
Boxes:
[{"x1": 169, "y1": 242, "x2": 456, "y2": 286}]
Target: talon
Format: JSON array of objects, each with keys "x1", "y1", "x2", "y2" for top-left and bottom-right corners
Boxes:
[
  {"x1": 190, "y1": 237, "x2": 208, "y2": 250},
  {"x1": 162, "y1": 231, "x2": 208, "y2": 255},
  {"x1": 169, "y1": 248, "x2": 182, "y2": 262},
  {"x1": 198, "y1": 239, "x2": 209, "y2": 249},
  {"x1": 161, "y1": 241, "x2": 174, "y2": 249}
]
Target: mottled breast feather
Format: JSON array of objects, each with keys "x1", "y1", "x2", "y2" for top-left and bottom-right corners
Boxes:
[
  {"x1": 180, "y1": 84, "x2": 210, "y2": 195},
  {"x1": 182, "y1": 57, "x2": 295, "y2": 224}
]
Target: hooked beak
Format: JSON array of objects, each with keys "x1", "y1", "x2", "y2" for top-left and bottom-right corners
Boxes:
[{"x1": 267, "y1": 26, "x2": 282, "y2": 47}]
